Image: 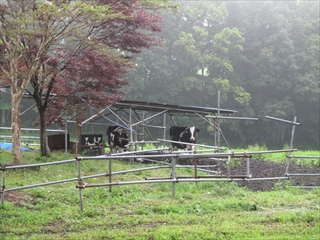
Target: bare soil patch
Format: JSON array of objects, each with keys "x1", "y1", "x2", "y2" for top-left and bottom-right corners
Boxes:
[
  {"x1": 4, "y1": 191, "x2": 33, "y2": 207},
  {"x1": 202, "y1": 158, "x2": 320, "y2": 191}
]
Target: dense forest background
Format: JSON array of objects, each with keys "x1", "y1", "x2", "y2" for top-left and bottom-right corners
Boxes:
[
  {"x1": 0, "y1": 0, "x2": 319, "y2": 150},
  {"x1": 124, "y1": 0, "x2": 319, "y2": 150}
]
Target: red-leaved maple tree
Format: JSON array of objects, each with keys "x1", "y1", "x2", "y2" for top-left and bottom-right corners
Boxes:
[{"x1": 0, "y1": 0, "x2": 175, "y2": 162}]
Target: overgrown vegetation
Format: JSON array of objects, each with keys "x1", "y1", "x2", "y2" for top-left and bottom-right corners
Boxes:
[{"x1": 1, "y1": 150, "x2": 319, "y2": 239}]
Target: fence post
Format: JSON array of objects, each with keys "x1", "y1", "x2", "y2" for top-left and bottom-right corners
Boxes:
[
  {"x1": 171, "y1": 156, "x2": 176, "y2": 197},
  {"x1": 1, "y1": 168, "x2": 5, "y2": 208},
  {"x1": 227, "y1": 150, "x2": 231, "y2": 178},
  {"x1": 76, "y1": 157, "x2": 84, "y2": 212},
  {"x1": 246, "y1": 156, "x2": 251, "y2": 179},
  {"x1": 286, "y1": 116, "x2": 297, "y2": 175},
  {"x1": 109, "y1": 159, "x2": 112, "y2": 193}
]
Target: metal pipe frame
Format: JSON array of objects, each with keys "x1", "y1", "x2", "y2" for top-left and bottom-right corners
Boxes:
[
  {"x1": 81, "y1": 107, "x2": 110, "y2": 126},
  {"x1": 0, "y1": 135, "x2": 39, "y2": 139},
  {"x1": 128, "y1": 141, "x2": 161, "y2": 145},
  {"x1": 286, "y1": 116, "x2": 298, "y2": 174},
  {"x1": 139, "y1": 124, "x2": 167, "y2": 129},
  {"x1": 67, "y1": 120, "x2": 113, "y2": 126},
  {"x1": 265, "y1": 116, "x2": 301, "y2": 126},
  {"x1": 0, "y1": 159, "x2": 76, "y2": 170},
  {"x1": 20, "y1": 103, "x2": 36, "y2": 115},
  {"x1": 285, "y1": 173, "x2": 320, "y2": 177},
  {"x1": 1, "y1": 147, "x2": 317, "y2": 211},
  {"x1": 196, "y1": 113, "x2": 231, "y2": 150},
  {"x1": 205, "y1": 116, "x2": 259, "y2": 121},
  {"x1": 6, "y1": 177, "x2": 79, "y2": 192},
  {"x1": 290, "y1": 186, "x2": 320, "y2": 189},
  {"x1": 76, "y1": 176, "x2": 294, "y2": 189},
  {"x1": 0, "y1": 127, "x2": 65, "y2": 132},
  {"x1": 145, "y1": 174, "x2": 249, "y2": 180},
  {"x1": 108, "y1": 147, "x2": 169, "y2": 156},
  {"x1": 132, "y1": 109, "x2": 169, "y2": 127},
  {"x1": 287, "y1": 155, "x2": 320, "y2": 159},
  {"x1": 157, "y1": 138, "x2": 223, "y2": 150},
  {"x1": 0, "y1": 144, "x2": 315, "y2": 211},
  {"x1": 107, "y1": 107, "x2": 131, "y2": 129},
  {"x1": 74, "y1": 148, "x2": 297, "y2": 161},
  {"x1": 77, "y1": 158, "x2": 84, "y2": 212},
  {"x1": 131, "y1": 109, "x2": 159, "y2": 149}
]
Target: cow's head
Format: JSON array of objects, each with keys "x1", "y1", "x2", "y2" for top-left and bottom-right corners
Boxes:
[
  {"x1": 180, "y1": 126, "x2": 200, "y2": 143},
  {"x1": 114, "y1": 128, "x2": 128, "y2": 147}
]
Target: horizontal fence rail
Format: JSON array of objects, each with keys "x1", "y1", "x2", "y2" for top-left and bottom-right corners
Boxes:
[{"x1": 1, "y1": 148, "x2": 318, "y2": 211}]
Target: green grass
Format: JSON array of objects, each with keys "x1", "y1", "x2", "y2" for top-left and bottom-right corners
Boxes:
[{"x1": 0, "y1": 150, "x2": 319, "y2": 239}]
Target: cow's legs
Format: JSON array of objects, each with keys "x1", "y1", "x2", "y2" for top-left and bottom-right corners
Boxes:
[
  {"x1": 110, "y1": 147, "x2": 115, "y2": 154},
  {"x1": 173, "y1": 146, "x2": 179, "y2": 151},
  {"x1": 185, "y1": 145, "x2": 194, "y2": 152}
]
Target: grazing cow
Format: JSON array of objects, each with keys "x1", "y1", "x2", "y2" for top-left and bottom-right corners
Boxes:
[
  {"x1": 106, "y1": 126, "x2": 129, "y2": 153},
  {"x1": 169, "y1": 126, "x2": 200, "y2": 151}
]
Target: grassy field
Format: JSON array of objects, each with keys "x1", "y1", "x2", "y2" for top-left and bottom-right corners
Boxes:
[{"x1": 0, "y1": 149, "x2": 319, "y2": 239}]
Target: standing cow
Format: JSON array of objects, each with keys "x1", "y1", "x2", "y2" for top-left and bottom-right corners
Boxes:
[
  {"x1": 169, "y1": 126, "x2": 200, "y2": 151},
  {"x1": 106, "y1": 126, "x2": 129, "y2": 153}
]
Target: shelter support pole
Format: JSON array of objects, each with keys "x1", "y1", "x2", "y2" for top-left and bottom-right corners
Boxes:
[
  {"x1": 171, "y1": 157, "x2": 176, "y2": 197},
  {"x1": 217, "y1": 90, "x2": 221, "y2": 173},
  {"x1": 132, "y1": 109, "x2": 159, "y2": 149},
  {"x1": 65, "y1": 120, "x2": 68, "y2": 157},
  {"x1": 142, "y1": 111, "x2": 145, "y2": 150},
  {"x1": 163, "y1": 113, "x2": 166, "y2": 148},
  {"x1": 129, "y1": 107, "x2": 134, "y2": 162}
]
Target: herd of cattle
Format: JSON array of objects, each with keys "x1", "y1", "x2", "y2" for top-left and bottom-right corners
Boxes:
[{"x1": 104, "y1": 125, "x2": 200, "y2": 153}]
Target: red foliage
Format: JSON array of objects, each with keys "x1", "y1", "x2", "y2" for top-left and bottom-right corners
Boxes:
[{"x1": 40, "y1": 0, "x2": 164, "y2": 126}]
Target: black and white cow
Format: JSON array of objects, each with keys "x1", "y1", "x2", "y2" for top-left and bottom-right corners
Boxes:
[
  {"x1": 169, "y1": 126, "x2": 200, "y2": 151},
  {"x1": 106, "y1": 126, "x2": 129, "y2": 153}
]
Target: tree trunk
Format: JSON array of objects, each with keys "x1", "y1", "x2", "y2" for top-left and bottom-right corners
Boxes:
[
  {"x1": 11, "y1": 93, "x2": 22, "y2": 164},
  {"x1": 39, "y1": 107, "x2": 50, "y2": 156}
]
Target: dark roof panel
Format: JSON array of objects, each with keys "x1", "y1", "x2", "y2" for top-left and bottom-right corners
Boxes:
[{"x1": 113, "y1": 100, "x2": 236, "y2": 116}]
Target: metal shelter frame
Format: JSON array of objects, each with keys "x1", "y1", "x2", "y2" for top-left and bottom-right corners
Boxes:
[{"x1": 66, "y1": 99, "x2": 238, "y2": 154}]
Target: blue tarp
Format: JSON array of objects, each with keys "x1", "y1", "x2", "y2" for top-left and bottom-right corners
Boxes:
[{"x1": 0, "y1": 142, "x2": 33, "y2": 152}]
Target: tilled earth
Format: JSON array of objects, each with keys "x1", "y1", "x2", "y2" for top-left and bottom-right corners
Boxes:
[
  {"x1": 180, "y1": 158, "x2": 320, "y2": 191},
  {"x1": 4, "y1": 158, "x2": 320, "y2": 206},
  {"x1": 222, "y1": 158, "x2": 319, "y2": 191}
]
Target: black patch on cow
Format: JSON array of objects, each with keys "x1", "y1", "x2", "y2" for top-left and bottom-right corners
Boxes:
[
  {"x1": 169, "y1": 126, "x2": 200, "y2": 150},
  {"x1": 81, "y1": 134, "x2": 103, "y2": 146},
  {"x1": 106, "y1": 126, "x2": 129, "y2": 152}
]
